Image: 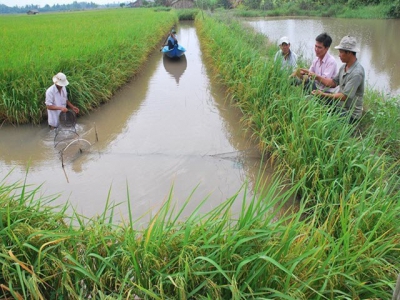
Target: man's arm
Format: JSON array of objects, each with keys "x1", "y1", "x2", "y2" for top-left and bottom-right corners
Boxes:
[
  {"x1": 311, "y1": 89, "x2": 348, "y2": 102},
  {"x1": 46, "y1": 100, "x2": 79, "y2": 113},
  {"x1": 46, "y1": 104, "x2": 68, "y2": 112},
  {"x1": 67, "y1": 100, "x2": 79, "y2": 114},
  {"x1": 171, "y1": 33, "x2": 177, "y2": 42},
  {"x1": 300, "y1": 68, "x2": 338, "y2": 88}
]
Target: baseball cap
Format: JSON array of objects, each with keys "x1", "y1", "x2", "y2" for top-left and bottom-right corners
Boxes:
[{"x1": 278, "y1": 36, "x2": 290, "y2": 46}]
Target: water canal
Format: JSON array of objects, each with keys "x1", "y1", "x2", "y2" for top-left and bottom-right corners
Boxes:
[
  {"x1": 246, "y1": 17, "x2": 400, "y2": 96},
  {"x1": 0, "y1": 21, "x2": 284, "y2": 225}
]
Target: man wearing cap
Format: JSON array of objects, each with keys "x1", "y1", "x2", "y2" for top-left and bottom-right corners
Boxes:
[
  {"x1": 167, "y1": 29, "x2": 178, "y2": 50},
  {"x1": 274, "y1": 36, "x2": 298, "y2": 71},
  {"x1": 300, "y1": 32, "x2": 338, "y2": 93},
  {"x1": 310, "y1": 35, "x2": 365, "y2": 123},
  {"x1": 45, "y1": 72, "x2": 79, "y2": 129}
]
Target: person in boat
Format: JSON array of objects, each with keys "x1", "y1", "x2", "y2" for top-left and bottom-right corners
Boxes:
[
  {"x1": 307, "y1": 35, "x2": 365, "y2": 124},
  {"x1": 298, "y1": 32, "x2": 338, "y2": 93},
  {"x1": 274, "y1": 36, "x2": 298, "y2": 71},
  {"x1": 167, "y1": 29, "x2": 178, "y2": 50},
  {"x1": 45, "y1": 72, "x2": 79, "y2": 129}
]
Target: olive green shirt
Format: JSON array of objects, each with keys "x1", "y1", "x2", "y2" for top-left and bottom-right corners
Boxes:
[{"x1": 333, "y1": 59, "x2": 365, "y2": 119}]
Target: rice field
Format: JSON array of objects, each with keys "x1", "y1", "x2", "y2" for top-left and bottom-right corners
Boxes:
[
  {"x1": 0, "y1": 8, "x2": 178, "y2": 124},
  {"x1": 1, "y1": 9, "x2": 400, "y2": 299},
  {"x1": 195, "y1": 11, "x2": 400, "y2": 297}
]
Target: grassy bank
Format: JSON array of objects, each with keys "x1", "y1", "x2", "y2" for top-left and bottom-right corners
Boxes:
[
  {"x1": 232, "y1": 3, "x2": 396, "y2": 19},
  {"x1": 3, "y1": 167, "x2": 398, "y2": 299},
  {"x1": 0, "y1": 8, "x2": 177, "y2": 125},
  {"x1": 195, "y1": 12, "x2": 400, "y2": 297}
]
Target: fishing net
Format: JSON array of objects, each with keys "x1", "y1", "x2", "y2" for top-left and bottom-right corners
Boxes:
[
  {"x1": 53, "y1": 110, "x2": 97, "y2": 163},
  {"x1": 59, "y1": 110, "x2": 76, "y2": 128}
]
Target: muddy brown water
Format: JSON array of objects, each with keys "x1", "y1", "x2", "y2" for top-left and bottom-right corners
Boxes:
[{"x1": 0, "y1": 21, "x2": 291, "y2": 225}]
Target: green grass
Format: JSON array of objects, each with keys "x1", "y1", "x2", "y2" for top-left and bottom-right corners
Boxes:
[
  {"x1": 195, "y1": 12, "x2": 400, "y2": 297},
  {"x1": 337, "y1": 3, "x2": 391, "y2": 18},
  {"x1": 1, "y1": 9, "x2": 400, "y2": 299},
  {"x1": 176, "y1": 8, "x2": 200, "y2": 20},
  {"x1": 1, "y1": 162, "x2": 400, "y2": 298},
  {"x1": 361, "y1": 90, "x2": 400, "y2": 159},
  {"x1": 0, "y1": 8, "x2": 178, "y2": 125},
  {"x1": 229, "y1": 3, "x2": 394, "y2": 18}
]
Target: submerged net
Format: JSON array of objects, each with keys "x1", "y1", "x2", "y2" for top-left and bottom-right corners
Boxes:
[
  {"x1": 59, "y1": 110, "x2": 76, "y2": 128},
  {"x1": 54, "y1": 110, "x2": 96, "y2": 162}
]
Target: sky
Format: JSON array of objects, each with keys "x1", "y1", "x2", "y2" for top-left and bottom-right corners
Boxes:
[{"x1": 0, "y1": 0, "x2": 120, "y2": 6}]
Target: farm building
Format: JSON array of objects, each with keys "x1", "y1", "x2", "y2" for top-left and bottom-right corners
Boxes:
[
  {"x1": 27, "y1": 9, "x2": 39, "y2": 14},
  {"x1": 168, "y1": 0, "x2": 195, "y2": 8},
  {"x1": 127, "y1": 0, "x2": 142, "y2": 7}
]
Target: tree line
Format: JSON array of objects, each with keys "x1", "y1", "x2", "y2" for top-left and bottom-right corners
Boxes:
[{"x1": 0, "y1": 0, "x2": 398, "y2": 18}]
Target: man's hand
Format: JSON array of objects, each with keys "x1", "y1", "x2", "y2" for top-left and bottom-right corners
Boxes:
[
  {"x1": 300, "y1": 68, "x2": 309, "y2": 75},
  {"x1": 311, "y1": 89, "x2": 323, "y2": 96},
  {"x1": 71, "y1": 106, "x2": 79, "y2": 114},
  {"x1": 302, "y1": 69, "x2": 317, "y2": 79}
]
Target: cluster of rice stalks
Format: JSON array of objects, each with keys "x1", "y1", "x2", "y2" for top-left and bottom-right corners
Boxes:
[
  {"x1": 1, "y1": 168, "x2": 399, "y2": 299},
  {"x1": 195, "y1": 12, "x2": 400, "y2": 298}
]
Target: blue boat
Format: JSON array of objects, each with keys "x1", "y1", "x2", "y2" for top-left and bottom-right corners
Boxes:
[{"x1": 161, "y1": 44, "x2": 186, "y2": 58}]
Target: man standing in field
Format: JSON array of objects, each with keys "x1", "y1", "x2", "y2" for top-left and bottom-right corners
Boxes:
[
  {"x1": 45, "y1": 72, "x2": 79, "y2": 129},
  {"x1": 304, "y1": 35, "x2": 365, "y2": 124},
  {"x1": 300, "y1": 32, "x2": 338, "y2": 93}
]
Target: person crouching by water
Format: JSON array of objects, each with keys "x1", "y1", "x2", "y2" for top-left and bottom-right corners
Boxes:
[
  {"x1": 45, "y1": 72, "x2": 79, "y2": 129},
  {"x1": 300, "y1": 32, "x2": 338, "y2": 93},
  {"x1": 305, "y1": 36, "x2": 365, "y2": 124},
  {"x1": 167, "y1": 29, "x2": 178, "y2": 50},
  {"x1": 274, "y1": 36, "x2": 298, "y2": 72}
]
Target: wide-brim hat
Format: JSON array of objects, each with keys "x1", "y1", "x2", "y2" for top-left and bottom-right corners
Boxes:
[
  {"x1": 334, "y1": 35, "x2": 360, "y2": 52},
  {"x1": 52, "y1": 72, "x2": 69, "y2": 86}
]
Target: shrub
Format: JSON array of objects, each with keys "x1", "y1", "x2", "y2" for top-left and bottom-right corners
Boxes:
[{"x1": 387, "y1": 0, "x2": 400, "y2": 17}]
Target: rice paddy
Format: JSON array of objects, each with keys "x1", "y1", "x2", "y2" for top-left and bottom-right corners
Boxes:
[
  {"x1": 1, "y1": 8, "x2": 400, "y2": 299},
  {"x1": 0, "y1": 8, "x2": 177, "y2": 124}
]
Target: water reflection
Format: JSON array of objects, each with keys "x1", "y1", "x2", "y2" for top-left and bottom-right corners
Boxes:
[
  {"x1": 246, "y1": 17, "x2": 400, "y2": 96},
  {"x1": 163, "y1": 55, "x2": 187, "y2": 85}
]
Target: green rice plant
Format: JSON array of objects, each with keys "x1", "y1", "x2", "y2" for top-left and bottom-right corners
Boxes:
[
  {"x1": 153, "y1": 6, "x2": 172, "y2": 11},
  {"x1": 0, "y1": 9, "x2": 178, "y2": 125},
  {"x1": 195, "y1": 11, "x2": 399, "y2": 200},
  {"x1": 232, "y1": 9, "x2": 269, "y2": 18},
  {"x1": 176, "y1": 8, "x2": 201, "y2": 20},
  {"x1": 194, "y1": 12, "x2": 400, "y2": 297},
  {"x1": 1, "y1": 9, "x2": 400, "y2": 300},
  {"x1": 362, "y1": 90, "x2": 400, "y2": 160},
  {"x1": 1, "y1": 163, "x2": 400, "y2": 299}
]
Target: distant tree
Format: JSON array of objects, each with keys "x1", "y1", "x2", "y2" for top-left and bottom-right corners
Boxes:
[
  {"x1": 388, "y1": 0, "x2": 400, "y2": 17},
  {"x1": 154, "y1": 0, "x2": 167, "y2": 6},
  {"x1": 243, "y1": 0, "x2": 261, "y2": 9},
  {"x1": 120, "y1": 2, "x2": 125, "y2": 6}
]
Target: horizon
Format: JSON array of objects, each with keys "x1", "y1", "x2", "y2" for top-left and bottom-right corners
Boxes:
[{"x1": 0, "y1": 0, "x2": 121, "y2": 7}]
